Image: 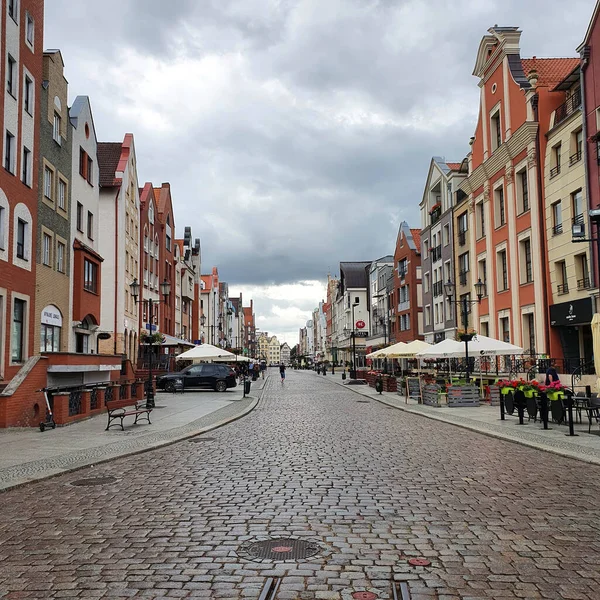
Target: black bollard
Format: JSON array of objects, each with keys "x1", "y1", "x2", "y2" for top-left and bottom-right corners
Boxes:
[
  {"x1": 323, "y1": 368, "x2": 326, "y2": 376},
  {"x1": 565, "y1": 391, "x2": 578, "y2": 437},
  {"x1": 514, "y1": 389, "x2": 526, "y2": 425},
  {"x1": 500, "y1": 392, "x2": 506, "y2": 421},
  {"x1": 540, "y1": 392, "x2": 550, "y2": 430}
]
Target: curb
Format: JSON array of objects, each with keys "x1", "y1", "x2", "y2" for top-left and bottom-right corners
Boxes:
[
  {"x1": 0, "y1": 394, "x2": 260, "y2": 493},
  {"x1": 326, "y1": 374, "x2": 600, "y2": 467}
]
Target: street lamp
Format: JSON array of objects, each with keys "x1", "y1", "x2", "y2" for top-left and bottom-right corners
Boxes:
[
  {"x1": 130, "y1": 277, "x2": 171, "y2": 409},
  {"x1": 444, "y1": 278, "x2": 485, "y2": 383}
]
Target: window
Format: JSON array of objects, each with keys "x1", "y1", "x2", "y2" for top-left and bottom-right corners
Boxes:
[
  {"x1": 43, "y1": 166, "x2": 52, "y2": 199},
  {"x1": 84, "y1": 259, "x2": 98, "y2": 293},
  {"x1": 500, "y1": 316, "x2": 510, "y2": 343},
  {"x1": 476, "y1": 201, "x2": 485, "y2": 239},
  {"x1": 443, "y1": 224, "x2": 450, "y2": 246},
  {"x1": 491, "y1": 110, "x2": 501, "y2": 150},
  {"x1": 497, "y1": 250, "x2": 508, "y2": 291},
  {"x1": 576, "y1": 253, "x2": 590, "y2": 289},
  {"x1": 86, "y1": 156, "x2": 93, "y2": 184},
  {"x1": 8, "y1": 0, "x2": 16, "y2": 21},
  {"x1": 572, "y1": 189, "x2": 583, "y2": 224},
  {"x1": 517, "y1": 169, "x2": 529, "y2": 213},
  {"x1": 42, "y1": 232, "x2": 51, "y2": 266},
  {"x1": 79, "y1": 147, "x2": 86, "y2": 177},
  {"x1": 495, "y1": 186, "x2": 505, "y2": 227},
  {"x1": 551, "y1": 143, "x2": 561, "y2": 178},
  {"x1": 424, "y1": 272, "x2": 430, "y2": 293},
  {"x1": 524, "y1": 313, "x2": 535, "y2": 354},
  {"x1": 77, "y1": 202, "x2": 83, "y2": 232},
  {"x1": 16, "y1": 218, "x2": 26, "y2": 259},
  {"x1": 58, "y1": 179, "x2": 66, "y2": 210},
  {"x1": 520, "y1": 238, "x2": 533, "y2": 283},
  {"x1": 7, "y1": 55, "x2": 15, "y2": 96},
  {"x1": 457, "y1": 212, "x2": 468, "y2": 233},
  {"x1": 0, "y1": 206, "x2": 5, "y2": 250},
  {"x1": 478, "y1": 259, "x2": 487, "y2": 296},
  {"x1": 149, "y1": 201, "x2": 154, "y2": 224},
  {"x1": 22, "y1": 146, "x2": 30, "y2": 185},
  {"x1": 87, "y1": 211, "x2": 93, "y2": 240},
  {"x1": 40, "y1": 324, "x2": 60, "y2": 353},
  {"x1": 24, "y1": 76, "x2": 32, "y2": 114},
  {"x1": 556, "y1": 260, "x2": 568, "y2": 294},
  {"x1": 552, "y1": 201, "x2": 562, "y2": 235},
  {"x1": 53, "y1": 113, "x2": 61, "y2": 145},
  {"x1": 11, "y1": 298, "x2": 25, "y2": 362},
  {"x1": 5, "y1": 131, "x2": 14, "y2": 173},
  {"x1": 57, "y1": 241, "x2": 65, "y2": 273},
  {"x1": 25, "y1": 12, "x2": 34, "y2": 46},
  {"x1": 458, "y1": 252, "x2": 469, "y2": 285},
  {"x1": 570, "y1": 129, "x2": 583, "y2": 165}
]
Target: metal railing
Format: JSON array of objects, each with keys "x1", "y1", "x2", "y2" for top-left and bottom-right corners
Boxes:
[
  {"x1": 557, "y1": 283, "x2": 569, "y2": 295},
  {"x1": 577, "y1": 277, "x2": 591, "y2": 290},
  {"x1": 104, "y1": 386, "x2": 114, "y2": 402},
  {"x1": 458, "y1": 231, "x2": 466, "y2": 246},
  {"x1": 90, "y1": 387, "x2": 98, "y2": 410},
  {"x1": 119, "y1": 383, "x2": 128, "y2": 400},
  {"x1": 569, "y1": 149, "x2": 582, "y2": 165},
  {"x1": 431, "y1": 245, "x2": 442, "y2": 262},
  {"x1": 432, "y1": 281, "x2": 443, "y2": 297},
  {"x1": 550, "y1": 164, "x2": 561, "y2": 179},
  {"x1": 554, "y1": 88, "x2": 582, "y2": 126},
  {"x1": 553, "y1": 223, "x2": 563, "y2": 235},
  {"x1": 459, "y1": 271, "x2": 468, "y2": 286}
]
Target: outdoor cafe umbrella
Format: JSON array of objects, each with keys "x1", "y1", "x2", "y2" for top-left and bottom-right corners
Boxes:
[
  {"x1": 592, "y1": 313, "x2": 600, "y2": 392},
  {"x1": 416, "y1": 335, "x2": 523, "y2": 359},
  {"x1": 176, "y1": 343, "x2": 238, "y2": 362},
  {"x1": 366, "y1": 341, "x2": 408, "y2": 358},
  {"x1": 385, "y1": 339, "x2": 431, "y2": 358}
]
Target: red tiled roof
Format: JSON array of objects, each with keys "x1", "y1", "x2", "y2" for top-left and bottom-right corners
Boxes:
[
  {"x1": 521, "y1": 58, "x2": 580, "y2": 88},
  {"x1": 97, "y1": 142, "x2": 123, "y2": 188},
  {"x1": 410, "y1": 229, "x2": 421, "y2": 252},
  {"x1": 446, "y1": 162, "x2": 461, "y2": 171}
]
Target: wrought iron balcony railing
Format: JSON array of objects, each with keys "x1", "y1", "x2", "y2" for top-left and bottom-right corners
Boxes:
[{"x1": 555, "y1": 88, "x2": 582, "y2": 127}]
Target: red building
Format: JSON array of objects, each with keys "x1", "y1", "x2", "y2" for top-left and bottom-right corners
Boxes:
[
  {"x1": 392, "y1": 222, "x2": 422, "y2": 343},
  {"x1": 0, "y1": 0, "x2": 44, "y2": 383}
]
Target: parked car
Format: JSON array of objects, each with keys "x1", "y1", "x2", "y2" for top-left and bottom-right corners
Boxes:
[{"x1": 156, "y1": 364, "x2": 237, "y2": 393}]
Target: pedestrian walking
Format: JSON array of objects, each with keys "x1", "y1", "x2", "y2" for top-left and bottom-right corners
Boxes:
[
  {"x1": 279, "y1": 363, "x2": 286, "y2": 384},
  {"x1": 545, "y1": 361, "x2": 560, "y2": 386}
]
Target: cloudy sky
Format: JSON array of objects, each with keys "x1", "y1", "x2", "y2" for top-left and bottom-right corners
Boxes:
[{"x1": 45, "y1": 0, "x2": 594, "y2": 344}]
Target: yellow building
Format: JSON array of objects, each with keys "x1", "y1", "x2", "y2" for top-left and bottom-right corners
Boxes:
[{"x1": 268, "y1": 336, "x2": 281, "y2": 365}]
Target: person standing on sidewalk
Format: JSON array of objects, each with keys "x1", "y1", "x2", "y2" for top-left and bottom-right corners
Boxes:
[{"x1": 279, "y1": 363, "x2": 286, "y2": 384}]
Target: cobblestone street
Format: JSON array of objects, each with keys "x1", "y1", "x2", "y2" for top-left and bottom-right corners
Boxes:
[{"x1": 1, "y1": 371, "x2": 600, "y2": 599}]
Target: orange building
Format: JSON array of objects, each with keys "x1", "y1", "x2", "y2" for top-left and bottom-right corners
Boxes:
[{"x1": 461, "y1": 27, "x2": 578, "y2": 356}]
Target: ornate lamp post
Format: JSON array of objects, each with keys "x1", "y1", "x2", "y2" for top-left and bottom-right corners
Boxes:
[
  {"x1": 130, "y1": 277, "x2": 171, "y2": 409},
  {"x1": 444, "y1": 278, "x2": 485, "y2": 383}
]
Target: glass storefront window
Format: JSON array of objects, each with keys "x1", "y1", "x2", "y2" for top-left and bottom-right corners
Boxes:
[{"x1": 41, "y1": 324, "x2": 60, "y2": 352}]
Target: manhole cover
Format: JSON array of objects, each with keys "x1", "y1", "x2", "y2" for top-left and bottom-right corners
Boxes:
[
  {"x1": 408, "y1": 557, "x2": 431, "y2": 567},
  {"x1": 189, "y1": 437, "x2": 217, "y2": 443},
  {"x1": 70, "y1": 476, "x2": 117, "y2": 487},
  {"x1": 238, "y1": 538, "x2": 321, "y2": 562},
  {"x1": 353, "y1": 593, "x2": 378, "y2": 600}
]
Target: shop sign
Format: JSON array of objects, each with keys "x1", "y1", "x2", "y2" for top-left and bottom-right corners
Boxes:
[
  {"x1": 355, "y1": 331, "x2": 369, "y2": 338},
  {"x1": 550, "y1": 298, "x2": 593, "y2": 327},
  {"x1": 41, "y1": 305, "x2": 62, "y2": 327}
]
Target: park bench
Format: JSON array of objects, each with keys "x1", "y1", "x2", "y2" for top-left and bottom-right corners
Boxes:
[{"x1": 105, "y1": 396, "x2": 152, "y2": 431}]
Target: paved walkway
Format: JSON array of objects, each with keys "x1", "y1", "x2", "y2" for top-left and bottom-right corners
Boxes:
[
  {"x1": 1, "y1": 371, "x2": 599, "y2": 599},
  {"x1": 312, "y1": 369, "x2": 600, "y2": 465},
  {"x1": 0, "y1": 376, "x2": 266, "y2": 491}
]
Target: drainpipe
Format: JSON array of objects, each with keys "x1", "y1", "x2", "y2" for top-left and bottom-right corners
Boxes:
[
  {"x1": 531, "y1": 93, "x2": 551, "y2": 355},
  {"x1": 113, "y1": 189, "x2": 119, "y2": 356}
]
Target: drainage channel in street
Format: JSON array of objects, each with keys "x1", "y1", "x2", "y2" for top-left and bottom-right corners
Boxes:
[{"x1": 258, "y1": 577, "x2": 282, "y2": 600}]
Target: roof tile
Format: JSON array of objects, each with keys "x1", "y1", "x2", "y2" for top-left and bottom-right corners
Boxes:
[
  {"x1": 521, "y1": 57, "x2": 580, "y2": 88},
  {"x1": 410, "y1": 229, "x2": 421, "y2": 252},
  {"x1": 97, "y1": 142, "x2": 123, "y2": 187}
]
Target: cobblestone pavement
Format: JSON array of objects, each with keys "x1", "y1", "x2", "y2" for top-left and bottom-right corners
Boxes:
[{"x1": 1, "y1": 372, "x2": 600, "y2": 599}]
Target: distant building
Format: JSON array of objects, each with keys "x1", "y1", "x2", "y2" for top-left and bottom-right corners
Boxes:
[{"x1": 280, "y1": 342, "x2": 291, "y2": 365}]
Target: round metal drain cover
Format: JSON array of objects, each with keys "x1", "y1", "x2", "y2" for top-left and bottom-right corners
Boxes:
[
  {"x1": 408, "y1": 557, "x2": 431, "y2": 567},
  {"x1": 353, "y1": 593, "x2": 378, "y2": 600},
  {"x1": 71, "y1": 476, "x2": 117, "y2": 487},
  {"x1": 238, "y1": 538, "x2": 321, "y2": 562},
  {"x1": 189, "y1": 437, "x2": 217, "y2": 443}
]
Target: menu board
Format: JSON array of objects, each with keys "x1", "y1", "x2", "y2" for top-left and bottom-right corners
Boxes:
[{"x1": 406, "y1": 377, "x2": 422, "y2": 402}]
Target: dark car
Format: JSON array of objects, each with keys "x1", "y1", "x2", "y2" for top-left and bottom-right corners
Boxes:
[{"x1": 157, "y1": 364, "x2": 237, "y2": 393}]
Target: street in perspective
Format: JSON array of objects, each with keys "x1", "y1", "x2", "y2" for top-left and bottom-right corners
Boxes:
[{"x1": 4, "y1": 1, "x2": 600, "y2": 599}]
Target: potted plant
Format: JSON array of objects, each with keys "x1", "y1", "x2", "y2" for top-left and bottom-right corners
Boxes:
[
  {"x1": 457, "y1": 328, "x2": 477, "y2": 342},
  {"x1": 518, "y1": 379, "x2": 541, "y2": 398},
  {"x1": 541, "y1": 380, "x2": 566, "y2": 401},
  {"x1": 498, "y1": 379, "x2": 516, "y2": 395}
]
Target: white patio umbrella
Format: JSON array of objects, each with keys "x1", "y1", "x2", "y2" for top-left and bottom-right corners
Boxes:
[
  {"x1": 416, "y1": 335, "x2": 523, "y2": 359},
  {"x1": 415, "y1": 338, "x2": 462, "y2": 358},
  {"x1": 592, "y1": 313, "x2": 600, "y2": 392},
  {"x1": 366, "y1": 341, "x2": 409, "y2": 358},
  {"x1": 386, "y1": 339, "x2": 431, "y2": 358},
  {"x1": 176, "y1": 343, "x2": 237, "y2": 361}
]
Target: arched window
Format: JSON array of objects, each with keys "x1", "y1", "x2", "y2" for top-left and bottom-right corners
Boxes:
[
  {"x1": 41, "y1": 305, "x2": 62, "y2": 352},
  {"x1": 148, "y1": 199, "x2": 154, "y2": 224}
]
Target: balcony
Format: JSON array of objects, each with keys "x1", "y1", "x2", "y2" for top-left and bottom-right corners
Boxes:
[
  {"x1": 569, "y1": 149, "x2": 582, "y2": 166},
  {"x1": 432, "y1": 281, "x2": 443, "y2": 297},
  {"x1": 554, "y1": 88, "x2": 582, "y2": 127},
  {"x1": 431, "y1": 245, "x2": 442, "y2": 262},
  {"x1": 459, "y1": 270, "x2": 468, "y2": 286},
  {"x1": 552, "y1": 223, "x2": 563, "y2": 236},
  {"x1": 557, "y1": 283, "x2": 569, "y2": 295},
  {"x1": 577, "y1": 277, "x2": 591, "y2": 290},
  {"x1": 458, "y1": 230, "x2": 466, "y2": 246},
  {"x1": 550, "y1": 164, "x2": 561, "y2": 179}
]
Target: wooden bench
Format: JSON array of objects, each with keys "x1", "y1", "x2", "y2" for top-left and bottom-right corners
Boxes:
[{"x1": 105, "y1": 398, "x2": 152, "y2": 431}]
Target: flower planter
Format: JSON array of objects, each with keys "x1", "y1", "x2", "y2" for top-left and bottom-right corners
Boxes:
[
  {"x1": 459, "y1": 333, "x2": 475, "y2": 342},
  {"x1": 500, "y1": 387, "x2": 513, "y2": 395},
  {"x1": 547, "y1": 391, "x2": 564, "y2": 401},
  {"x1": 523, "y1": 389, "x2": 536, "y2": 398}
]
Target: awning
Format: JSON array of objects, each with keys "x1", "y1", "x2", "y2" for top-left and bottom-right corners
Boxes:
[{"x1": 161, "y1": 334, "x2": 195, "y2": 347}]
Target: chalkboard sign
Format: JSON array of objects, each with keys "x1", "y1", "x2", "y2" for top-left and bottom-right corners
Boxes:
[
  {"x1": 406, "y1": 377, "x2": 422, "y2": 402},
  {"x1": 172, "y1": 378, "x2": 185, "y2": 393}
]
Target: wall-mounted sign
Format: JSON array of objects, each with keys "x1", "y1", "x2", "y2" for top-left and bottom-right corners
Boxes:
[
  {"x1": 550, "y1": 298, "x2": 593, "y2": 327},
  {"x1": 41, "y1": 305, "x2": 62, "y2": 327},
  {"x1": 356, "y1": 320, "x2": 366, "y2": 329},
  {"x1": 355, "y1": 331, "x2": 369, "y2": 338},
  {"x1": 97, "y1": 332, "x2": 111, "y2": 341},
  {"x1": 145, "y1": 323, "x2": 157, "y2": 331}
]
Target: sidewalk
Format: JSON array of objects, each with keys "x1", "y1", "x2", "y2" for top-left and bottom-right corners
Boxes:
[
  {"x1": 307, "y1": 369, "x2": 600, "y2": 465},
  {"x1": 0, "y1": 377, "x2": 266, "y2": 492}
]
